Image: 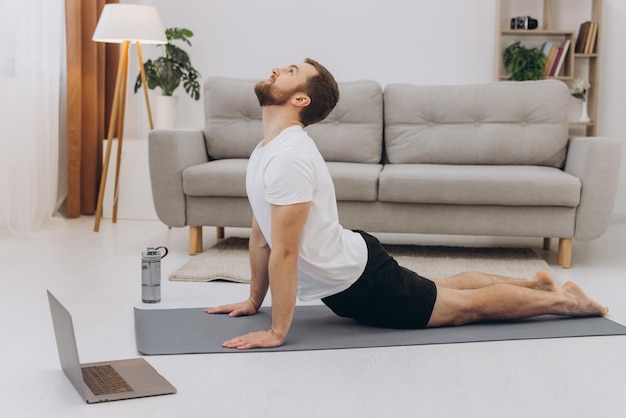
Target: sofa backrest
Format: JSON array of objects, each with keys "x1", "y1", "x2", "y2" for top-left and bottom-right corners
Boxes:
[
  {"x1": 383, "y1": 80, "x2": 570, "y2": 167},
  {"x1": 203, "y1": 77, "x2": 383, "y2": 163},
  {"x1": 204, "y1": 77, "x2": 262, "y2": 159},
  {"x1": 306, "y1": 80, "x2": 383, "y2": 163}
]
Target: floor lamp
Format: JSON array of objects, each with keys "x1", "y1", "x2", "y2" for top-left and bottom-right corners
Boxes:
[{"x1": 92, "y1": 4, "x2": 166, "y2": 232}]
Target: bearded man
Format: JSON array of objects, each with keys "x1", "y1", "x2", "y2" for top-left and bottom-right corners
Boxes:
[{"x1": 205, "y1": 58, "x2": 607, "y2": 350}]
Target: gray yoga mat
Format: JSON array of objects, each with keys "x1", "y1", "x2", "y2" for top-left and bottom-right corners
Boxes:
[{"x1": 134, "y1": 305, "x2": 626, "y2": 354}]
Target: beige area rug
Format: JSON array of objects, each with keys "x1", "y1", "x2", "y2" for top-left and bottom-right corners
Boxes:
[{"x1": 169, "y1": 237, "x2": 552, "y2": 283}]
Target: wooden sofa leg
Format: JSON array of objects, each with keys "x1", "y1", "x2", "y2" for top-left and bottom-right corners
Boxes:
[
  {"x1": 216, "y1": 226, "x2": 224, "y2": 239},
  {"x1": 543, "y1": 237, "x2": 552, "y2": 250},
  {"x1": 189, "y1": 226, "x2": 203, "y2": 255},
  {"x1": 558, "y1": 238, "x2": 572, "y2": 269}
]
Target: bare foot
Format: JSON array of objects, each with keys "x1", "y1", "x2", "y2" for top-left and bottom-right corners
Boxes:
[
  {"x1": 562, "y1": 281, "x2": 609, "y2": 316},
  {"x1": 533, "y1": 271, "x2": 558, "y2": 292}
]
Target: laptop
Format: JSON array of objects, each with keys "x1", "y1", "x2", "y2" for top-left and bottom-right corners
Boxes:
[{"x1": 47, "y1": 290, "x2": 176, "y2": 403}]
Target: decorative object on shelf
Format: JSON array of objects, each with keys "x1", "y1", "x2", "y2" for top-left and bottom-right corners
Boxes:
[
  {"x1": 571, "y1": 78, "x2": 591, "y2": 122},
  {"x1": 92, "y1": 4, "x2": 167, "y2": 232},
  {"x1": 571, "y1": 78, "x2": 590, "y2": 101},
  {"x1": 502, "y1": 41, "x2": 546, "y2": 81},
  {"x1": 510, "y1": 15, "x2": 538, "y2": 30},
  {"x1": 578, "y1": 100, "x2": 591, "y2": 123}
]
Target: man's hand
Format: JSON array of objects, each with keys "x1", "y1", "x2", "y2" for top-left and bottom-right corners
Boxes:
[
  {"x1": 204, "y1": 299, "x2": 258, "y2": 317},
  {"x1": 205, "y1": 301, "x2": 285, "y2": 350},
  {"x1": 222, "y1": 329, "x2": 285, "y2": 350}
]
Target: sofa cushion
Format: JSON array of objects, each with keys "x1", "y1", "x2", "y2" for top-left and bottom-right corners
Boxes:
[
  {"x1": 183, "y1": 159, "x2": 248, "y2": 197},
  {"x1": 306, "y1": 80, "x2": 383, "y2": 163},
  {"x1": 378, "y1": 164, "x2": 581, "y2": 207},
  {"x1": 183, "y1": 159, "x2": 382, "y2": 202},
  {"x1": 384, "y1": 80, "x2": 569, "y2": 168},
  {"x1": 327, "y1": 162, "x2": 382, "y2": 201}
]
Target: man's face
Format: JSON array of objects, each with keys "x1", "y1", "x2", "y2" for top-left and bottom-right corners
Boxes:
[{"x1": 254, "y1": 62, "x2": 317, "y2": 107}]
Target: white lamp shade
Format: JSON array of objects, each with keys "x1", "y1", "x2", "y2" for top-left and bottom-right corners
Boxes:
[{"x1": 92, "y1": 4, "x2": 167, "y2": 44}]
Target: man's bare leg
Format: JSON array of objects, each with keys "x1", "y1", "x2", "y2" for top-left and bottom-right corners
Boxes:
[
  {"x1": 434, "y1": 270, "x2": 557, "y2": 292},
  {"x1": 427, "y1": 280, "x2": 608, "y2": 328}
]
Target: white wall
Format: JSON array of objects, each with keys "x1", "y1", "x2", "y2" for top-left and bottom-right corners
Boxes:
[
  {"x1": 125, "y1": 0, "x2": 626, "y2": 217},
  {"x1": 597, "y1": 0, "x2": 626, "y2": 217}
]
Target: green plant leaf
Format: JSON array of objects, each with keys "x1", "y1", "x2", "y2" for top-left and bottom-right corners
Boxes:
[
  {"x1": 153, "y1": 58, "x2": 183, "y2": 96},
  {"x1": 165, "y1": 27, "x2": 193, "y2": 46},
  {"x1": 166, "y1": 44, "x2": 191, "y2": 66}
]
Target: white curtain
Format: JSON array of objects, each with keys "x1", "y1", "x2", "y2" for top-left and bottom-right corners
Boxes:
[{"x1": 0, "y1": 1, "x2": 65, "y2": 234}]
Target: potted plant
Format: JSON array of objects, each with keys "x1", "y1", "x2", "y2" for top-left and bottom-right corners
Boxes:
[
  {"x1": 134, "y1": 27, "x2": 201, "y2": 128},
  {"x1": 502, "y1": 41, "x2": 546, "y2": 81}
]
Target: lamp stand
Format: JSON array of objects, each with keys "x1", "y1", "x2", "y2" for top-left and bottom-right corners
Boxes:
[{"x1": 94, "y1": 41, "x2": 154, "y2": 232}]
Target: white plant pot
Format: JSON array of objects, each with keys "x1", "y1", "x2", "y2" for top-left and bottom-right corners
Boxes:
[{"x1": 155, "y1": 96, "x2": 178, "y2": 129}]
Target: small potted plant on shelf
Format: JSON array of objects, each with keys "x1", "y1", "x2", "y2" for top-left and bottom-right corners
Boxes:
[
  {"x1": 134, "y1": 27, "x2": 201, "y2": 128},
  {"x1": 502, "y1": 41, "x2": 546, "y2": 81}
]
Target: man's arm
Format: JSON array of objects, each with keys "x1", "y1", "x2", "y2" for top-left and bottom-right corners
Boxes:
[
  {"x1": 220, "y1": 201, "x2": 311, "y2": 350},
  {"x1": 204, "y1": 215, "x2": 270, "y2": 316},
  {"x1": 266, "y1": 201, "x2": 311, "y2": 341},
  {"x1": 247, "y1": 215, "x2": 271, "y2": 309}
]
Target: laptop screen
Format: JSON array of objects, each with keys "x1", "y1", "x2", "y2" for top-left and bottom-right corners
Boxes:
[{"x1": 47, "y1": 290, "x2": 86, "y2": 398}]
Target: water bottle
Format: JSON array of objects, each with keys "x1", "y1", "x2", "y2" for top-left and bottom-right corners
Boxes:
[{"x1": 141, "y1": 246, "x2": 168, "y2": 303}]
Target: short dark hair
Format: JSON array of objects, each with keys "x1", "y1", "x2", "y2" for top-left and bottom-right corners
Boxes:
[{"x1": 299, "y1": 58, "x2": 340, "y2": 126}]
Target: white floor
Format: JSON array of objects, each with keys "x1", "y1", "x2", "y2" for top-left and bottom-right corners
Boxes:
[{"x1": 2, "y1": 216, "x2": 626, "y2": 418}]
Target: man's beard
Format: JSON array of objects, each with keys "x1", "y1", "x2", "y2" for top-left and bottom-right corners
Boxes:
[{"x1": 254, "y1": 80, "x2": 302, "y2": 107}]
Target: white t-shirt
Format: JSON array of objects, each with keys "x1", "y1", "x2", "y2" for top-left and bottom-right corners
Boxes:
[{"x1": 246, "y1": 125, "x2": 367, "y2": 301}]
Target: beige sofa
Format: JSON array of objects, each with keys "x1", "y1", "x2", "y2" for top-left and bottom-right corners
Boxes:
[{"x1": 148, "y1": 77, "x2": 621, "y2": 268}]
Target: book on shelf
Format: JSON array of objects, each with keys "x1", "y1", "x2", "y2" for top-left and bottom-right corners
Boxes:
[
  {"x1": 575, "y1": 21, "x2": 591, "y2": 53},
  {"x1": 548, "y1": 46, "x2": 563, "y2": 76},
  {"x1": 575, "y1": 21, "x2": 599, "y2": 54},
  {"x1": 553, "y1": 39, "x2": 570, "y2": 76},
  {"x1": 585, "y1": 22, "x2": 598, "y2": 54},
  {"x1": 543, "y1": 46, "x2": 557, "y2": 77},
  {"x1": 540, "y1": 41, "x2": 552, "y2": 76},
  {"x1": 541, "y1": 41, "x2": 553, "y2": 57},
  {"x1": 589, "y1": 22, "x2": 600, "y2": 54}
]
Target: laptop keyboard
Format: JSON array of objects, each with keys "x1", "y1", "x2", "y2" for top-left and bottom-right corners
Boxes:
[{"x1": 82, "y1": 365, "x2": 134, "y2": 396}]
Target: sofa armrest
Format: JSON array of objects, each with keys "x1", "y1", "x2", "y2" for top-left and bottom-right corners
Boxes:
[
  {"x1": 564, "y1": 136, "x2": 621, "y2": 240},
  {"x1": 148, "y1": 129, "x2": 209, "y2": 227}
]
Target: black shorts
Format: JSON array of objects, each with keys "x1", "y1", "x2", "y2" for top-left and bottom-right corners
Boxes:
[{"x1": 322, "y1": 231, "x2": 437, "y2": 329}]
